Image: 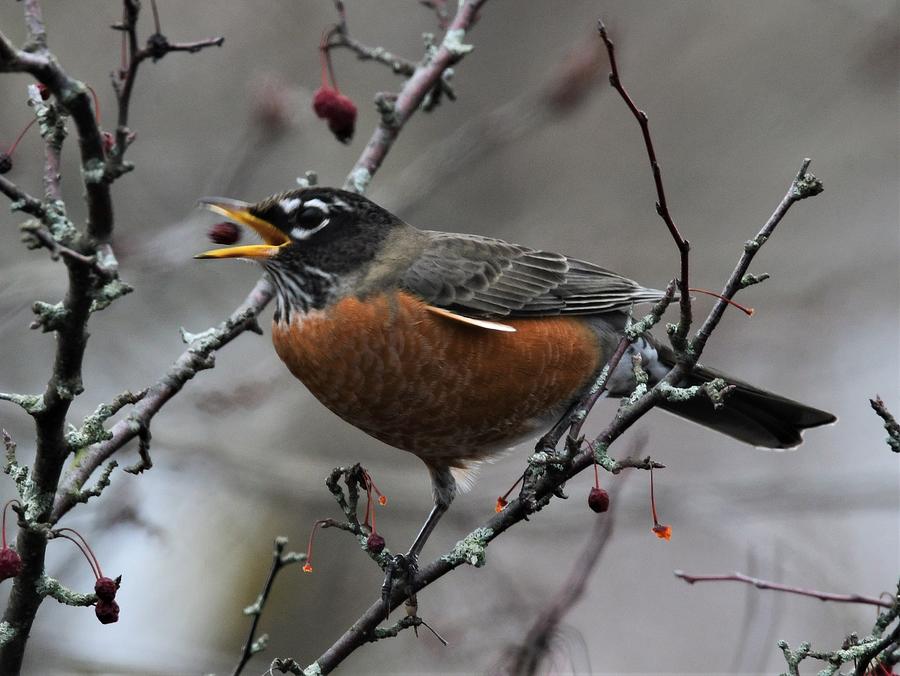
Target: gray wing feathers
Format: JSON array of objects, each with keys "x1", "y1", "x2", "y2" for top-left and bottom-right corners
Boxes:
[{"x1": 402, "y1": 232, "x2": 667, "y2": 317}]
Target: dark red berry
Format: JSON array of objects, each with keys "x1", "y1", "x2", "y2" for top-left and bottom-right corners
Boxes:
[
  {"x1": 37, "y1": 84, "x2": 51, "y2": 100},
  {"x1": 95, "y1": 598, "x2": 119, "y2": 624},
  {"x1": 207, "y1": 221, "x2": 241, "y2": 245},
  {"x1": 587, "y1": 487, "x2": 610, "y2": 513},
  {"x1": 366, "y1": 532, "x2": 385, "y2": 554},
  {"x1": 0, "y1": 548, "x2": 22, "y2": 581},
  {"x1": 312, "y1": 86, "x2": 357, "y2": 144},
  {"x1": 0, "y1": 153, "x2": 11, "y2": 175},
  {"x1": 94, "y1": 576, "x2": 119, "y2": 602}
]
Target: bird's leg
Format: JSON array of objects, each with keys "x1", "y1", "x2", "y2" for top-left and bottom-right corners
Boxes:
[{"x1": 381, "y1": 465, "x2": 456, "y2": 618}]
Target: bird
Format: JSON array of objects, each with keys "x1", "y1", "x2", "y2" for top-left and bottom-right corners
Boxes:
[{"x1": 195, "y1": 186, "x2": 835, "y2": 572}]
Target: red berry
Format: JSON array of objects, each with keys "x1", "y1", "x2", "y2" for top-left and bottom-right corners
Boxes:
[
  {"x1": 37, "y1": 84, "x2": 51, "y2": 100},
  {"x1": 94, "y1": 576, "x2": 119, "y2": 602},
  {"x1": 207, "y1": 221, "x2": 241, "y2": 245},
  {"x1": 312, "y1": 86, "x2": 357, "y2": 144},
  {"x1": 0, "y1": 153, "x2": 11, "y2": 175},
  {"x1": 94, "y1": 599, "x2": 119, "y2": 624},
  {"x1": 366, "y1": 532, "x2": 385, "y2": 554},
  {"x1": 587, "y1": 487, "x2": 610, "y2": 513},
  {"x1": 0, "y1": 548, "x2": 22, "y2": 581}
]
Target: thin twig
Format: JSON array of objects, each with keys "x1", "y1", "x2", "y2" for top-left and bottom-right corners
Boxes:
[
  {"x1": 232, "y1": 537, "x2": 305, "y2": 676},
  {"x1": 597, "y1": 22, "x2": 692, "y2": 346},
  {"x1": 674, "y1": 571, "x2": 894, "y2": 609}
]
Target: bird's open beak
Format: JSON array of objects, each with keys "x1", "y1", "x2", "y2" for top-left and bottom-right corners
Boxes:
[{"x1": 194, "y1": 197, "x2": 290, "y2": 259}]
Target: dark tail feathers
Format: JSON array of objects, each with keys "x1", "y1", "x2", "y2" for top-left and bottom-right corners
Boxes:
[{"x1": 656, "y1": 348, "x2": 836, "y2": 449}]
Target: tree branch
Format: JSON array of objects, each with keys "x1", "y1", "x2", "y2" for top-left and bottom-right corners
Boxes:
[
  {"x1": 674, "y1": 571, "x2": 894, "y2": 609},
  {"x1": 342, "y1": 0, "x2": 488, "y2": 194}
]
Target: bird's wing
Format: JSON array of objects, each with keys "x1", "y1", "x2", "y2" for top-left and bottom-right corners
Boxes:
[{"x1": 400, "y1": 232, "x2": 668, "y2": 317}]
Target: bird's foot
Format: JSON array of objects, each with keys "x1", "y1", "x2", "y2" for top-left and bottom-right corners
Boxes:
[{"x1": 381, "y1": 552, "x2": 418, "y2": 620}]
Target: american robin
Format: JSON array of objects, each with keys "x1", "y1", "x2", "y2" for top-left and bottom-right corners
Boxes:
[{"x1": 195, "y1": 187, "x2": 835, "y2": 564}]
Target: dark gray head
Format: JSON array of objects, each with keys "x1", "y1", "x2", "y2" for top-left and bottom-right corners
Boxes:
[{"x1": 196, "y1": 187, "x2": 406, "y2": 321}]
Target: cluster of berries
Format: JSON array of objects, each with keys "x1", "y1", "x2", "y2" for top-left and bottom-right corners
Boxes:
[
  {"x1": 303, "y1": 469, "x2": 387, "y2": 575},
  {"x1": 1, "y1": 501, "x2": 122, "y2": 624},
  {"x1": 493, "y1": 460, "x2": 671, "y2": 540}
]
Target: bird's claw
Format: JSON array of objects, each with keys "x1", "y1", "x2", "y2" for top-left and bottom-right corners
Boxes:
[{"x1": 381, "y1": 553, "x2": 419, "y2": 620}]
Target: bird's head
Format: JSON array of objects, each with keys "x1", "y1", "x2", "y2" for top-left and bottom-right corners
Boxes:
[{"x1": 195, "y1": 187, "x2": 407, "y2": 318}]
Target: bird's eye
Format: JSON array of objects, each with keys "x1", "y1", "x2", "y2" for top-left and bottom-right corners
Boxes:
[{"x1": 297, "y1": 206, "x2": 324, "y2": 226}]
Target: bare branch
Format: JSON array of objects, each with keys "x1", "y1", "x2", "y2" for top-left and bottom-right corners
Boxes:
[
  {"x1": 597, "y1": 22, "x2": 692, "y2": 346},
  {"x1": 674, "y1": 571, "x2": 894, "y2": 609},
  {"x1": 231, "y1": 537, "x2": 305, "y2": 676},
  {"x1": 51, "y1": 278, "x2": 272, "y2": 522}
]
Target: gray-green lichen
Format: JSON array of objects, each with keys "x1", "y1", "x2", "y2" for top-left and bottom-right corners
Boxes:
[
  {"x1": 441, "y1": 527, "x2": 493, "y2": 567},
  {"x1": 790, "y1": 170, "x2": 824, "y2": 200},
  {"x1": 90, "y1": 278, "x2": 133, "y2": 312},
  {"x1": 303, "y1": 661, "x2": 323, "y2": 676},
  {"x1": 31, "y1": 300, "x2": 69, "y2": 332},
  {"x1": 0, "y1": 392, "x2": 46, "y2": 415},
  {"x1": 657, "y1": 377, "x2": 732, "y2": 410},
  {"x1": 296, "y1": 171, "x2": 319, "y2": 188},
  {"x1": 81, "y1": 158, "x2": 106, "y2": 185},
  {"x1": 345, "y1": 167, "x2": 371, "y2": 195},
  {"x1": 0, "y1": 621, "x2": 16, "y2": 647},
  {"x1": 36, "y1": 574, "x2": 96, "y2": 607},
  {"x1": 442, "y1": 28, "x2": 473, "y2": 55},
  {"x1": 739, "y1": 272, "x2": 770, "y2": 289}
]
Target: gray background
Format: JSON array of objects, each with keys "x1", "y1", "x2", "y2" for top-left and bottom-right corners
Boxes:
[{"x1": 0, "y1": 1, "x2": 897, "y2": 674}]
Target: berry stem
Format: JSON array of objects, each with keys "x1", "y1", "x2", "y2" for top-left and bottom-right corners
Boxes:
[
  {"x1": 6, "y1": 117, "x2": 37, "y2": 156},
  {"x1": 86, "y1": 85, "x2": 101, "y2": 125},
  {"x1": 319, "y1": 29, "x2": 340, "y2": 92},
  {"x1": 649, "y1": 465, "x2": 659, "y2": 526},
  {"x1": 56, "y1": 528, "x2": 103, "y2": 578},
  {"x1": 593, "y1": 462, "x2": 601, "y2": 489},
  {"x1": 689, "y1": 287, "x2": 755, "y2": 317},
  {"x1": 1, "y1": 499, "x2": 21, "y2": 549},
  {"x1": 304, "y1": 519, "x2": 327, "y2": 573}
]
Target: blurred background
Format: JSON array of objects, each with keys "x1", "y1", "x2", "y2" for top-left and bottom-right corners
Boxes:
[{"x1": 0, "y1": 1, "x2": 897, "y2": 674}]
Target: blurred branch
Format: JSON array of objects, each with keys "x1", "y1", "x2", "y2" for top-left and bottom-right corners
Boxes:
[
  {"x1": 674, "y1": 570, "x2": 894, "y2": 609},
  {"x1": 493, "y1": 456, "x2": 634, "y2": 676},
  {"x1": 385, "y1": 32, "x2": 607, "y2": 215},
  {"x1": 232, "y1": 537, "x2": 306, "y2": 676}
]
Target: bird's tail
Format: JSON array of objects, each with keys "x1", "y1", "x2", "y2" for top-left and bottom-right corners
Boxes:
[{"x1": 655, "y1": 346, "x2": 836, "y2": 449}]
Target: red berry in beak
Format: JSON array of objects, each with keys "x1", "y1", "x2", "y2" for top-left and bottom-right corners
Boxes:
[{"x1": 207, "y1": 221, "x2": 242, "y2": 245}]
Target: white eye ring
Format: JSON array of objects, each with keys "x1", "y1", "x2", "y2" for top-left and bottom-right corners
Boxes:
[{"x1": 291, "y1": 218, "x2": 330, "y2": 240}]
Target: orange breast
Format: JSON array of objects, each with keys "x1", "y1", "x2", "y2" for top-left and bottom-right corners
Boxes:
[{"x1": 271, "y1": 292, "x2": 602, "y2": 465}]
